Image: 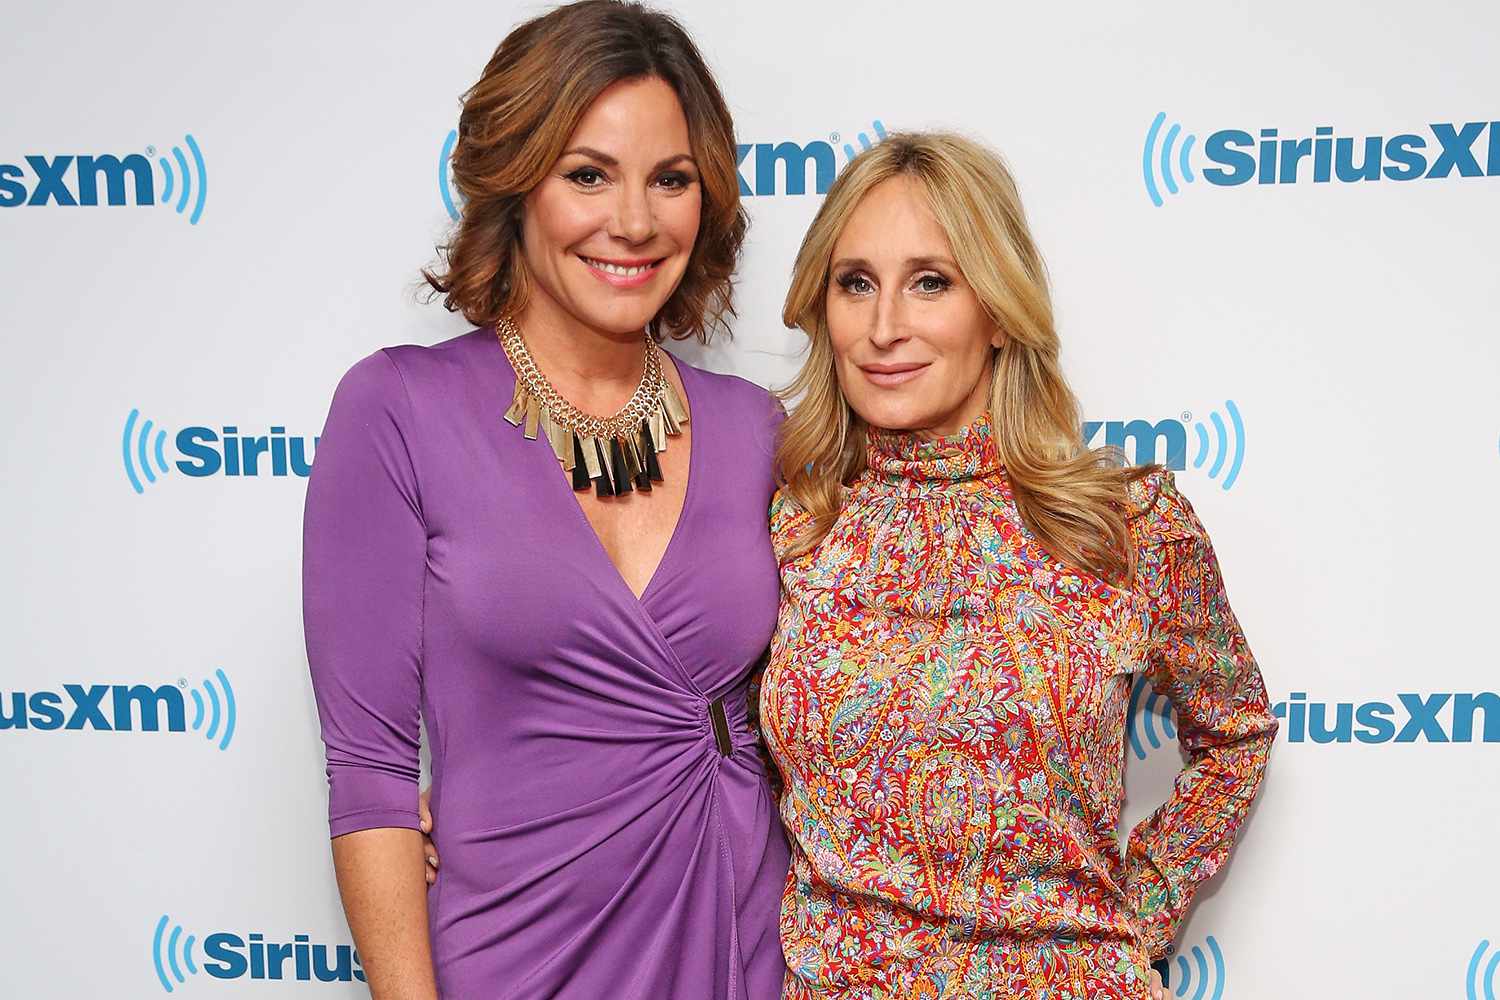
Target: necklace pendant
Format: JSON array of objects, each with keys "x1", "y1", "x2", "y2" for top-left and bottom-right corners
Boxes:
[
  {"x1": 641, "y1": 422, "x2": 663, "y2": 484},
  {"x1": 503, "y1": 386, "x2": 529, "y2": 428},
  {"x1": 523, "y1": 398, "x2": 541, "y2": 441},
  {"x1": 608, "y1": 437, "x2": 632, "y2": 496},
  {"x1": 570, "y1": 437, "x2": 591, "y2": 492},
  {"x1": 496, "y1": 318, "x2": 687, "y2": 497}
]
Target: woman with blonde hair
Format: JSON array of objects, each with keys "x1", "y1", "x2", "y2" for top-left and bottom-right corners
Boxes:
[{"x1": 759, "y1": 132, "x2": 1277, "y2": 999}]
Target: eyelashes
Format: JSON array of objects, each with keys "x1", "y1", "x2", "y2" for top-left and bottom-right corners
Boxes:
[
  {"x1": 835, "y1": 272, "x2": 874, "y2": 295},
  {"x1": 561, "y1": 167, "x2": 697, "y2": 191},
  {"x1": 564, "y1": 166, "x2": 606, "y2": 187},
  {"x1": 833, "y1": 271, "x2": 952, "y2": 295}
]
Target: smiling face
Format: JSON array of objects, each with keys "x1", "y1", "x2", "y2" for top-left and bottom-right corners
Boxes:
[
  {"x1": 519, "y1": 75, "x2": 702, "y2": 340},
  {"x1": 825, "y1": 175, "x2": 1003, "y2": 438}
]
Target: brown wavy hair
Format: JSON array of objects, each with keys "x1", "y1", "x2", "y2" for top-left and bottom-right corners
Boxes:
[
  {"x1": 422, "y1": 0, "x2": 745, "y2": 342},
  {"x1": 776, "y1": 132, "x2": 1152, "y2": 582}
]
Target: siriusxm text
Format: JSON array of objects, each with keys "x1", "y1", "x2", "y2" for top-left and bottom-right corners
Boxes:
[
  {"x1": 1201, "y1": 120, "x2": 1500, "y2": 186},
  {"x1": 1274, "y1": 692, "x2": 1500, "y2": 743},
  {"x1": 735, "y1": 141, "x2": 836, "y2": 196},
  {"x1": 0, "y1": 154, "x2": 156, "y2": 206},
  {"x1": 2, "y1": 684, "x2": 185, "y2": 732},
  {"x1": 1083, "y1": 419, "x2": 1188, "y2": 468},
  {"x1": 202, "y1": 933, "x2": 365, "y2": 983},
  {"x1": 176, "y1": 426, "x2": 317, "y2": 477}
]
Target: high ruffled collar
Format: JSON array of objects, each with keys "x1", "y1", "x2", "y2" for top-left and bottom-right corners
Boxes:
[{"x1": 864, "y1": 412, "x2": 1003, "y2": 484}]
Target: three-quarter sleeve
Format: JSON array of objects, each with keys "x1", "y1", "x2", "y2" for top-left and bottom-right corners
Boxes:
[
  {"x1": 1122, "y1": 472, "x2": 1278, "y2": 958},
  {"x1": 302, "y1": 350, "x2": 426, "y2": 838}
]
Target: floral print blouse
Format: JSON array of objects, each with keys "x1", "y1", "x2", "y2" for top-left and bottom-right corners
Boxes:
[{"x1": 760, "y1": 415, "x2": 1277, "y2": 1000}]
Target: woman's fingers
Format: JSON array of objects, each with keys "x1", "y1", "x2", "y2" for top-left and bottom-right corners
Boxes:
[
  {"x1": 418, "y1": 786, "x2": 438, "y2": 884},
  {"x1": 1148, "y1": 968, "x2": 1165, "y2": 999}
]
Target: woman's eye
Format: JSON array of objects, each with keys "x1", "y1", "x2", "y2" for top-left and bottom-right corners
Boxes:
[
  {"x1": 915, "y1": 274, "x2": 949, "y2": 293},
  {"x1": 838, "y1": 274, "x2": 874, "y2": 295},
  {"x1": 566, "y1": 167, "x2": 607, "y2": 187},
  {"x1": 657, "y1": 172, "x2": 693, "y2": 191}
]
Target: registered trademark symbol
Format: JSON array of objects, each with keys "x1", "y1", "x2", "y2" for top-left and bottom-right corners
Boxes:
[
  {"x1": 177, "y1": 678, "x2": 187, "y2": 687},
  {"x1": 145, "y1": 145, "x2": 156, "y2": 157},
  {"x1": 830, "y1": 132, "x2": 840, "y2": 143},
  {"x1": 1181, "y1": 410, "x2": 1192, "y2": 422}
]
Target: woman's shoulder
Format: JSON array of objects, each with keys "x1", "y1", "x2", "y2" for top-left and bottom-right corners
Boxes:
[
  {"x1": 666, "y1": 351, "x2": 784, "y2": 467},
  {"x1": 667, "y1": 350, "x2": 781, "y2": 419},
  {"x1": 1126, "y1": 467, "x2": 1209, "y2": 552},
  {"x1": 376, "y1": 327, "x2": 499, "y2": 387},
  {"x1": 330, "y1": 328, "x2": 500, "y2": 411}
]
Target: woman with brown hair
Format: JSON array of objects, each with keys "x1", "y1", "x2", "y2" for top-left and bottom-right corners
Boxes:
[
  {"x1": 759, "y1": 132, "x2": 1277, "y2": 999},
  {"x1": 301, "y1": 3, "x2": 788, "y2": 997}
]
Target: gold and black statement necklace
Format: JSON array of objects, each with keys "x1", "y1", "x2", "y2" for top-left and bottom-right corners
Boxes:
[{"x1": 498, "y1": 317, "x2": 689, "y2": 497}]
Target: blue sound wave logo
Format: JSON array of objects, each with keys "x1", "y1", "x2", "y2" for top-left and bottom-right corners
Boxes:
[
  {"x1": 188, "y1": 669, "x2": 237, "y2": 751},
  {"x1": 1084, "y1": 400, "x2": 1246, "y2": 491},
  {"x1": 1143, "y1": 112, "x2": 1198, "y2": 207},
  {"x1": 1188, "y1": 400, "x2": 1246, "y2": 491},
  {"x1": 1469, "y1": 940, "x2": 1500, "y2": 1000},
  {"x1": 153, "y1": 915, "x2": 199, "y2": 993},
  {"x1": 1170, "y1": 935, "x2": 1226, "y2": 1000},
  {"x1": 839, "y1": 119, "x2": 889, "y2": 163},
  {"x1": 438, "y1": 128, "x2": 460, "y2": 221},
  {"x1": 1127, "y1": 673, "x2": 1177, "y2": 761},
  {"x1": 123, "y1": 408, "x2": 171, "y2": 494},
  {"x1": 147, "y1": 134, "x2": 208, "y2": 225}
]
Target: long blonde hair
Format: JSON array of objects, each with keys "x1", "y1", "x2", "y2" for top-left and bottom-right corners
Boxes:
[{"x1": 776, "y1": 131, "x2": 1147, "y2": 582}]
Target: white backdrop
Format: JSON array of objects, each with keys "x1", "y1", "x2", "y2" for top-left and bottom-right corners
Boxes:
[{"x1": 2, "y1": 1, "x2": 1497, "y2": 996}]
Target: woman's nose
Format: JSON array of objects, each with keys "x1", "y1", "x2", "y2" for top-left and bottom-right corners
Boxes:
[
  {"x1": 867, "y1": 294, "x2": 909, "y2": 349},
  {"x1": 609, "y1": 186, "x2": 656, "y2": 244}
]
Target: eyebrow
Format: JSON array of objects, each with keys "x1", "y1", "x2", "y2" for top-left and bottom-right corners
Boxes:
[
  {"x1": 559, "y1": 147, "x2": 697, "y2": 172},
  {"x1": 831, "y1": 255, "x2": 959, "y2": 271}
]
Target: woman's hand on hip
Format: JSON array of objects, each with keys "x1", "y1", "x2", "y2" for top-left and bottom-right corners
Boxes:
[
  {"x1": 419, "y1": 787, "x2": 439, "y2": 886},
  {"x1": 1149, "y1": 968, "x2": 1166, "y2": 999}
]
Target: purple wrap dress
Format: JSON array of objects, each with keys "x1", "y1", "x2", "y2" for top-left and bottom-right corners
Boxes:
[{"x1": 302, "y1": 328, "x2": 790, "y2": 998}]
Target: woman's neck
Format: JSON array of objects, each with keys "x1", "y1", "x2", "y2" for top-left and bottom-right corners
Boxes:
[{"x1": 512, "y1": 298, "x2": 648, "y2": 414}]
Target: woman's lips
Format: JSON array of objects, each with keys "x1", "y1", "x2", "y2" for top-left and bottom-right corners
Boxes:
[
  {"x1": 580, "y1": 255, "x2": 664, "y2": 289},
  {"x1": 859, "y1": 362, "x2": 931, "y2": 388}
]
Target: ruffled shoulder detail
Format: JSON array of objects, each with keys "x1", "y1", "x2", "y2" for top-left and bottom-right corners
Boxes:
[
  {"x1": 1127, "y1": 468, "x2": 1206, "y2": 552},
  {"x1": 769, "y1": 488, "x2": 817, "y2": 564}
]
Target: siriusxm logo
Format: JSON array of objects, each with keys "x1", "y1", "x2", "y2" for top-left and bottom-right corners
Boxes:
[
  {"x1": 438, "y1": 119, "x2": 890, "y2": 217},
  {"x1": 1, "y1": 670, "x2": 237, "y2": 750},
  {"x1": 0, "y1": 134, "x2": 207, "y2": 224},
  {"x1": 123, "y1": 409, "x2": 317, "y2": 494},
  {"x1": 438, "y1": 129, "x2": 460, "y2": 221},
  {"x1": 1470, "y1": 940, "x2": 1499, "y2": 1000},
  {"x1": 1144, "y1": 112, "x2": 1500, "y2": 206},
  {"x1": 1127, "y1": 674, "x2": 1177, "y2": 762},
  {"x1": 1164, "y1": 935, "x2": 1226, "y2": 1000},
  {"x1": 1276, "y1": 691, "x2": 1499, "y2": 744},
  {"x1": 1084, "y1": 400, "x2": 1245, "y2": 491},
  {"x1": 735, "y1": 119, "x2": 887, "y2": 197},
  {"x1": 152, "y1": 915, "x2": 363, "y2": 992}
]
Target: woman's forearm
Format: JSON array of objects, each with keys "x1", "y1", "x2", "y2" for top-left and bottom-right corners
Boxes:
[{"x1": 331, "y1": 828, "x2": 440, "y2": 1000}]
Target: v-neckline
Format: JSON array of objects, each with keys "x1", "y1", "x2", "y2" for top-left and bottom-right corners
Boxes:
[{"x1": 527, "y1": 347, "x2": 699, "y2": 608}]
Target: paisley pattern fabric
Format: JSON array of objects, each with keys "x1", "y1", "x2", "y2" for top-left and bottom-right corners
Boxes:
[{"x1": 761, "y1": 414, "x2": 1277, "y2": 1000}]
